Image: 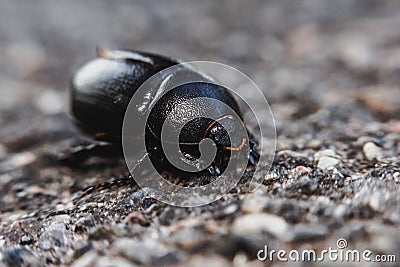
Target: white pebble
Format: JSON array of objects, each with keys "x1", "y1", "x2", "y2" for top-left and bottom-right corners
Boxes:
[
  {"x1": 232, "y1": 213, "x2": 288, "y2": 240},
  {"x1": 317, "y1": 156, "x2": 339, "y2": 170},
  {"x1": 363, "y1": 142, "x2": 382, "y2": 161},
  {"x1": 314, "y1": 149, "x2": 337, "y2": 161}
]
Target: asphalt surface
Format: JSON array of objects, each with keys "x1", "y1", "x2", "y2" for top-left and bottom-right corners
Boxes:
[{"x1": 0, "y1": 1, "x2": 399, "y2": 266}]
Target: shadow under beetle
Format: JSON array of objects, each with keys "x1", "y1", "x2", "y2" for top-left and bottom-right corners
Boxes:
[{"x1": 69, "y1": 48, "x2": 259, "y2": 177}]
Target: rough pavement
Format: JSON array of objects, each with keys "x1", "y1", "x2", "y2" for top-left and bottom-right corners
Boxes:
[{"x1": 0, "y1": 1, "x2": 399, "y2": 266}]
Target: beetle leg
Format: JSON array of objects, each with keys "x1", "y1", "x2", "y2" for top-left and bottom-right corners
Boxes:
[
  {"x1": 58, "y1": 142, "x2": 121, "y2": 166},
  {"x1": 248, "y1": 132, "x2": 260, "y2": 166},
  {"x1": 78, "y1": 153, "x2": 149, "y2": 198},
  {"x1": 207, "y1": 165, "x2": 221, "y2": 176},
  {"x1": 80, "y1": 176, "x2": 135, "y2": 198},
  {"x1": 223, "y1": 137, "x2": 247, "y2": 151},
  {"x1": 203, "y1": 118, "x2": 260, "y2": 172}
]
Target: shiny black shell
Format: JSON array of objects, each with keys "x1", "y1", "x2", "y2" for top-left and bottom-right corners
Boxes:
[
  {"x1": 70, "y1": 48, "x2": 177, "y2": 142},
  {"x1": 70, "y1": 48, "x2": 243, "y2": 148},
  {"x1": 147, "y1": 82, "x2": 242, "y2": 145},
  {"x1": 69, "y1": 48, "x2": 259, "y2": 175}
]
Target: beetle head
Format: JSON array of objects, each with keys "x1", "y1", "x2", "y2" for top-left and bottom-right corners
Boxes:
[{"x1": 203, "y1": 115, "x2": 247, "y2": 152}]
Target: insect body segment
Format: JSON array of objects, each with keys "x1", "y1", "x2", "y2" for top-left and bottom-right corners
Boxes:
[{"x1": 69, "y1": 48, "x2": 259, "y2": 177}]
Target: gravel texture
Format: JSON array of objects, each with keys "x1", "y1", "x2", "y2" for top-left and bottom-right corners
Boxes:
[{"x1": 0, "y1": 1, "x2": 399, "y2": 266}]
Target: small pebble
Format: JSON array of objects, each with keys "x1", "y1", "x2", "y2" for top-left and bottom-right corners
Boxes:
[
  {"x1": 112, "y1": 238, "x2": 171, "y2": 265},
  {"x1": 71, "y1": 251, "x2": 98, "y2": 267},
  {"x1": 288, "y1": 223, "x2": 328, "y2": 242},
  {"x1": 336, "y1": 34, "x2": 376, "y2": 72},
  {"x1": 0, "y1": 246, "x2": 40, "y2": 267},
  {"x1": 363, "y1": 142, "x2": 382, "y2": 161},
  {"x1": 232, "y1": 213, "x2": 288, "y2": 240},
  {"x1": 0, "y1": 173, "x2": 13, "y2": 185},
  {"x1": 35, "y1": 90, "x2": 64, "y2": 115},
  {"x1": 159, "y1": 206, "x2": 186, "y2": 226},
  {"x1": 20, "y1": 235, "x2": 34, "y2": 245},
  {"x1": 0, "y1": 152, "x2": 36, "y2": 173},
  {"x1": 241, "y1": 195, "x2": 269, "y2": 214},
  {"x1": 293, "y1": 165, "x2": 312, "y2": 177},
  {"x1": 333, "y1": 204, "x2": 349, "y2": 219},
  {"x1": 184, "y1": 255, "x2": 231, "y2": 267},
  {"x1": 314, "y1": 149, "x2": 337, "y2": 161},
  {"x1": 95, "y1": 256, "x2": 134, "y2": 267},
  {"x1": 317, "y1": 156, "x2": 340, "y2": 170},
  {"x1": 123, "y1": 211, "x2": 149, "y2": 226},
  {"x1": 170, "y1": 227, "x2": 205, "y2": 249},
  {"x1": 39, "y1": 223, "x2": 71, "y2": 250},
  {"x1": 277, "y1": 150, "x2": 308, "y2": 158}
]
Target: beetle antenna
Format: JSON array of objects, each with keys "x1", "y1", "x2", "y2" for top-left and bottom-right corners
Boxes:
[{"x1": 96, "y1": 46, "x2": 154, "y2": 65}]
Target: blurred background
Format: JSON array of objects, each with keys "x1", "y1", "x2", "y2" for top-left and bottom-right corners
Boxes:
[{"x1": 1, "y1": 1, "x2": 400, "y2": 265}]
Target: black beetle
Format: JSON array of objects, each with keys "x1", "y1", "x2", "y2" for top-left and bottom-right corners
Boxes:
[{"x1": 69, "y1": 48, "x2": 259, "y2": 177}]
